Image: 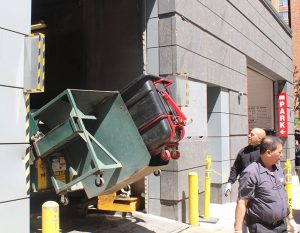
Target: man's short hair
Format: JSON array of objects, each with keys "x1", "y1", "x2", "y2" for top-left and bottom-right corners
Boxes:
[{"x1": 260, "y1": 136, "x2": 282, "y2": 154}]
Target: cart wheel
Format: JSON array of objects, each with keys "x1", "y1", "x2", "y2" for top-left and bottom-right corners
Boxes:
[
  {"x1": 122, "y1": 185, "x2": 131, "y2": 193},
  {"x1": 161, "y1": 150, "x2": 171, "y2": 161},
  {"x1": 171, "y1": 151, "x2": 180, "y2": 160},
  {"x1": 153, "y1": 169, "x2": 161, "y2": 176},
  {"x1": 60, "y1": 195, "x2": 69, "y2": 206},
  {"x1": 95, "y1": 177, "x2": 105, "y2": 187}
]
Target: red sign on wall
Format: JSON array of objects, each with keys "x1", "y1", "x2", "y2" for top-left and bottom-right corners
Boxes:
[{"x1": 278, "y1": 92, "x2": 288, "y2": 137}]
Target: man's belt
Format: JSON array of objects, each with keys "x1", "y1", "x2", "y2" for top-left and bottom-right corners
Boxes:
[{"x1": 246, "y1": 215, "x2": 284, "y2": 227}]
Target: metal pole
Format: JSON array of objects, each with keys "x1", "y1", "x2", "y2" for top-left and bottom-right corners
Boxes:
[
  {"x1": 42, "y1": 201, "x2": 60, "y2": 233},
  {"x1": 204, "y1": 155, "x2": 212, "y2": 219},
  {"x1": 284, "y1": 159, "x2": 293, "y2": 215},
  {"x1": 188, "y1": 172, "x2": 199, "y2": 226}
]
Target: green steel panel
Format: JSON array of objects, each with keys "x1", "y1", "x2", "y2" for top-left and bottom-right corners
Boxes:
[
  {"x1": 33, "y1": 118, "x2": 80, "y2": 158},
  {"x1": 30, "y1": 89, "x2": 158, "y2": 199}
]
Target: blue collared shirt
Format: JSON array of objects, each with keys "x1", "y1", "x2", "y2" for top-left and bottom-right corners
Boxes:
[{"x1": 238, "y1": 159, "x2": 290, "y2": 224}]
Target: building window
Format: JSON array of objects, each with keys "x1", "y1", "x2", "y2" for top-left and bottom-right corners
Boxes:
[
  {"x1": 279, "y1": 0, "x2": 288, "y2": 6},
  {"x1": 279, "y1": 12, "x2": 289, "y2": 21}
]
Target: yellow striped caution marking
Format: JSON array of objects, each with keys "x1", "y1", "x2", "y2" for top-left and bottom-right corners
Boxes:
[
  {"x1": 23, "y1": 32, "x2": 46, "y2": 194},
  {"x1": 25, "y1": 147, "x2": 31, "y2": 195},
  {"x1": 24, "y1": 92, "x2": 31, "y2": 195},
  {"x1": 26, "y1": 33, "x2": 45, "y2": 93},
  {"x1": 25, "y1": 92, "x2": 30, "y2": 141},
  {"x1": 186, "y1": 78, "x2": 190, "y2": 106}
]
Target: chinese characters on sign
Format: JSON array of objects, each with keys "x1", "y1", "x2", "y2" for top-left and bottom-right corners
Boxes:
[
  {"x1": 278, "y1": 92, "x2": 288, "y2": 137},
  {"x1": 248, "y1": 106, "x2": 272, "y2": 129}
]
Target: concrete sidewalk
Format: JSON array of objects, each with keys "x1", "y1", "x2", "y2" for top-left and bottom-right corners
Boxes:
[
  {"x1": 182, "y1": 175, "x2": 300, "y2": 233},
  {"x1": 30, "y1": 176, "x2": 300, "y2": 233}
]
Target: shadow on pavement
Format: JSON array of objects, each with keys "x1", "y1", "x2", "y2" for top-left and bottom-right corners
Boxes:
[
  {"x1": 30, "y1": 191, "x2": 156, "y2": 233},
  {"x1": 32, "y1": 210, "x2": 156, "y2": 233}
]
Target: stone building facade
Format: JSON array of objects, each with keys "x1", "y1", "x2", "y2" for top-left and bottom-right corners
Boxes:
[
  {"x1": 145, "y1": 0, "x2": 293, "y2": 222},
  {"x1": 0, "y1": 0, "x2": 294, "y2": 231}
]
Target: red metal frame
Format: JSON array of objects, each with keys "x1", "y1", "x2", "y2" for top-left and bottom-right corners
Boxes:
[
  {"x1": 153, "y1": 78, "x2": 173, "y2": 88},
  {"x1": 139, "y1": 77, "x2": 189, "y2": 160}
]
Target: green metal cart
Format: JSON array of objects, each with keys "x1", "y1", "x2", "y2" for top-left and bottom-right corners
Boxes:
[{"x1": 30, "y1": 89, "x2": 159, "y2": 204}]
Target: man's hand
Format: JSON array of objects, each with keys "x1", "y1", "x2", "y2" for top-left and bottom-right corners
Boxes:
[
  {"x1": 287, "y1": 217, "x2": 298, "y2": 233},
  {"x1": 224, "y1": 183, "x2": 232, "y2": 196}
]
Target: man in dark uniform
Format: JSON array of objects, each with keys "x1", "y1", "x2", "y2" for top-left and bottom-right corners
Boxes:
[
  {"x1": 234, "y1": 136, "x2": 290, "y2": 233},
  {"x1": 224, "y1": 128, "x2": 266, "y2": 196}
]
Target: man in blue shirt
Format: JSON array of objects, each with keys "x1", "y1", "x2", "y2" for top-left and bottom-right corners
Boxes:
[{"x1": 234, "y1": 136, "x2": 290, "y2": 233}]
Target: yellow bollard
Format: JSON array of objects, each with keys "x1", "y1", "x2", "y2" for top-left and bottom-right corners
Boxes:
[
  {"x1": 204, "y1": 155, "x2": 212, "y2": 219},
  {"x1": 284, "y1": 159, "x2": 293, "y2": 216},
  {"x1": 42, "y1": 201, "x2": 60, "y2": 233},
  {"x1": 188, "y1": 172, "x2": 199, "y2": 226}
]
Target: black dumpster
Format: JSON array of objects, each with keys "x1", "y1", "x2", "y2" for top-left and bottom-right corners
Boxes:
[{"x1": 121, "y1": 74, "x2": 188, "y2": 161}]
